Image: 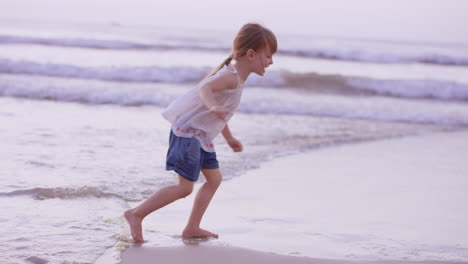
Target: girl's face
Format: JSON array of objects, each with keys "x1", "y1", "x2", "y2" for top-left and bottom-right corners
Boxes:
[{"x1": 250, "y1": 45, "x2": 274, "y2": 76}]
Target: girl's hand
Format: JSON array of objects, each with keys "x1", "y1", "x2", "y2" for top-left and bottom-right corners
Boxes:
[
  {"x1": 227, "y1": 137, "x2": 243, "y2": 152},
  {"x1": 210, "y1": 105, "x2": 231, "y2": 121}
]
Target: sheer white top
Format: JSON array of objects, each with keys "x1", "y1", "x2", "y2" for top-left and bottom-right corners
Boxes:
[{"x1": 162, "y1": 64, "x2": 244, "y2": 152}]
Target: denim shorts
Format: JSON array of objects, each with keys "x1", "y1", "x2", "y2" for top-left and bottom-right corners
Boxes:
[{"x1": 166, "y1": 130, "x2": 219, "y2": 182}]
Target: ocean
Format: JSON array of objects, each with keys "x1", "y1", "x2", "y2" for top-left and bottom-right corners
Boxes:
[{"x1": 1, "y1": 19, "x2": 468, "y2": 263}]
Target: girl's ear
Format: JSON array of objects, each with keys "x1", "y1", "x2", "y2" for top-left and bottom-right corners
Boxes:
[{"x1": 246, "y1": 49, "x2": 256, "y2": 60}]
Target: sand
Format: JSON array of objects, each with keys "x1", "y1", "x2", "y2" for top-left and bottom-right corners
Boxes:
[
  {"x1": 121, "y1": 245, "x2": 467, "y2": 264},
  {"x1": 119, "y1": 130, "x2": 468, "y2": 263}
]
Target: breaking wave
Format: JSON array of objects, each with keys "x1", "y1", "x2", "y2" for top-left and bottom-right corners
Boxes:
[
  {"x1": 2, "y1": 58, "x2": 468, "y2": 101},
  {"x1": 0, "y1": 186, "x2": 137, "y2": 201}
]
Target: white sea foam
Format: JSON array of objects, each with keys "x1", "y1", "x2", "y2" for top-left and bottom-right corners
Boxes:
[
  {"x1": 239, "y1": 88, "x2": 468, "y2": 126},
  {"x1": 0, "y1": 186, "x2": 136, "y2": 201}
]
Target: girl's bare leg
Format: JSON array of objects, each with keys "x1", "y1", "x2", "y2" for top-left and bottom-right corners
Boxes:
[
  {"x1": 124, "y1": 175, "x2": 194, "y2": 243},
  {"x1": 182, "y1": 168, "x2": 222, "y2": 238}
]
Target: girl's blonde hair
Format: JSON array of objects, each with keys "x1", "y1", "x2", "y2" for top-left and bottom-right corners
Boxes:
[{"x1": 205, "y1": 23, "x2": 277, "y2": 78}]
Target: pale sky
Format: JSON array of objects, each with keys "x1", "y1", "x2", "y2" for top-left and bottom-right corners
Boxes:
[{"x1": 2, "y1": 0, "x2": 468, "y2": 44}]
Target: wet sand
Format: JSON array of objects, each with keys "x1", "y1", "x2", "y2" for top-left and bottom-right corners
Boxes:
[
  {"x1": 119, "y1": 130, "x2": 468, "y2": 263},
  {"x1": 121, "y1": 245, "x2": 468, "y2": 264}
]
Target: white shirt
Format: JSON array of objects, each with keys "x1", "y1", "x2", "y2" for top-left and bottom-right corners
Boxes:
[{"x1": 162, "y1": 64, "x2": 244, "y2": 152}]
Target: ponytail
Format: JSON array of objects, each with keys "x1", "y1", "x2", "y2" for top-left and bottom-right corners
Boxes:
[
  {"x1": 224, "y1": 55, "x2": 234, "y2": 65},
  {"x1": 202, "y1": 55, "x2": 233, "y2": 81}
]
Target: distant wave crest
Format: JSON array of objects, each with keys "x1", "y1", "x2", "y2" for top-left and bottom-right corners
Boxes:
[
  {"x1": 280, "y1": 49, "x2": 468, "y2": 66},
  {"x1": 1, "y1": 34, "x2": 468, "y2": 66},
  {"x1": 0, "y1": 34, "x2": 227, "y2": 52}
]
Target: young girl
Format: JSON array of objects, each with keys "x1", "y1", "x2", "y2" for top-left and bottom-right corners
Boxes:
[{"x1": 124, "y1": 23, "x2": 277, "y2": 243}]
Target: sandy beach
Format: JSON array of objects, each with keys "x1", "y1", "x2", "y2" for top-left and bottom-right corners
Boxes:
[
  {"x1": 121, "y1": 245, "x2": 468, "y2": 264},
  {"x1": 118, "y1": 130, "x2": 468, "y2": 263}
]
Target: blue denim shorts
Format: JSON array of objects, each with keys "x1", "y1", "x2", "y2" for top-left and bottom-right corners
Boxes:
[{"x1": 166, "y1": 130, "x2": 219, "y2": 182}]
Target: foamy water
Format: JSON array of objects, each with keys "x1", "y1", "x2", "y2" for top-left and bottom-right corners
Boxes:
[{"x1": 1, "y1": 19, "x2": 468, "y2": 263}]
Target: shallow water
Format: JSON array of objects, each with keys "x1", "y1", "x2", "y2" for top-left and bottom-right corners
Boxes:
[{"x1": 0, "y1": 97, "x2": 460, "y2": 263}]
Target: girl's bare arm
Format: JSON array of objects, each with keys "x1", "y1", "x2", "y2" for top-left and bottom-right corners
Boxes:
[
  {"x1": 198, "y1": 73, "x2": 238, "y2": 109},
  {"x1": 222, "y1": 124, "x2": 243, "y2": 152}
]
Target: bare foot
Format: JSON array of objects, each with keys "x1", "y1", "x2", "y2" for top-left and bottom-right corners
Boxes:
[
  {"x1": 124, "y1": 209, "x2": 144, "y2": 243},
  {"x1": 181, "y1": 227, "x2": 219, "y2": 239}
]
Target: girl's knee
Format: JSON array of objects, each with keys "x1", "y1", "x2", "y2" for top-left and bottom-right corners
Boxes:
[
  {"x1": 207, "y1": 174, "x2": 222, "y2": 189},
  {"x1": 178, "y1": 184, "x2": 193, "y2": 198},
  {"x1": 177, "y1": 176, "x2": 194, "y2": 197}
]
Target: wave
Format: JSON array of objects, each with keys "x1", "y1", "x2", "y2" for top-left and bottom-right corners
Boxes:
[
  {"x1": 282, "y1": 72, "x2": 468, "y2": 101},
  {"x1": 238, "y1": 92, "x2": 468, "y2": 126},
  {"x1": 0, "y1": 186, "x2": 138, "y2": 201},
  {"x1": 0, "y1": 58, "x2": 209, "y2": 83},
  {"x1": 2, "y1": 58, "x2": 468, "y2": 101},
  {"x1": 1, "y1": 34, "x2": 468, "y2": 66},
  {"x1": 280, "y1": 48, "x2": 468, "y2": 66},
  {"x1": 1, "y1": 74, "x2": 468, "y2": 126},
  {"x1": 0, "y1": 58, "x2": 287, "y2": 87},
  {"x1": 0, "y1": 33, "x2": 228, "y2": 52},
  {"x1": 346, "y1": 78, "x2": 468, "y2": 101}
]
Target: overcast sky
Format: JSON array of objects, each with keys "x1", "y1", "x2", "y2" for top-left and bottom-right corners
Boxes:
[{"x1": 2, "y1": 0, "x2": 468, "y2": 44}]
